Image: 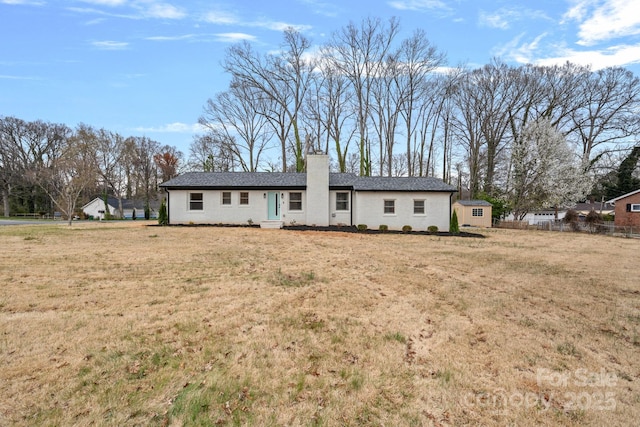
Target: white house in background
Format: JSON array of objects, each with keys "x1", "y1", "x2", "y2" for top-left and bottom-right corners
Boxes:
[
  {"x1": 505, "y1": 200, "x2": 615, "y2": 225},
  {"x1": 505, "y1": 209, "x2": 562, "y2": 225},
  {"x1": 82, "y1": 196, "x2": 158, "y2": 220},
  {"x1": 159, "y1": 154, "x2": 457, "y2": 231}
]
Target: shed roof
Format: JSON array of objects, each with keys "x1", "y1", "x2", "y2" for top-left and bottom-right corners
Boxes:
[
  {"x1": 160, "y1": 172, "x2": 457, "y2": 193},
  {"x1": 455, "y1": 199, "x2": 493, "y2": 207}
]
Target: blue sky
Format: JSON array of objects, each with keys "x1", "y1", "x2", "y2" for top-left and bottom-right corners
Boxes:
[{"x1": 2, "y1": 0, "x2": 640, "y2": 154}]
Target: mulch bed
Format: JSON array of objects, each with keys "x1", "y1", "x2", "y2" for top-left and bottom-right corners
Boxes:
[{"x1": 283, "y1": 224, "x2": 485, "y2": 238}]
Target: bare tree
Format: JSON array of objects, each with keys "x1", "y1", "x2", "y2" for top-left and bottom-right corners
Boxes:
[
  {"x1": 188, "y1": 134, "x2": 236, "y2": 172},
  {"x1": 327, "y1": 17, "x2": 400, "y2": 176},
  {"x1": 450, "y1": 68, "x2": 485, "y2": 198},
  {"x1": 394, "y1": 29, "x2": 446, "y2": 176},
  {"x1": 223, "y1": 29, "x2": 314, "y2": 172},
  {"x1": 568, "y1": 67, "x2": 640, "y2": 168},
  {"x1": 129, "y1": 136, "x2": 160, "y2": 205},
  {"x1": 30, "y1": 130, "x2": 97, "y2": 225},
  {"x1": 199, "y1": 79, "x2": 273, "y2": 171},
  {"x1": 306, "y1": 58, "x2": 356, "y2": 172},
  {"x1": 0, "y1": 117, "x2": 69, "y2": 215},
  {"x1": 89, "y1": 125, "x2": 129, "y2": 217}
]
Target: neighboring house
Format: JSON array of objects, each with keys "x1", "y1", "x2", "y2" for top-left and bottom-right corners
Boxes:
[
  {"x1": 572, "y1": 201, "x2": 615, "y2": 218},
  {"x1": 82, "y1": 196, "x2": 159, "y2": 220},
  {"x1": 453, "y1": 200, "x2": 492, "y2": 227},
  {"x1": 504, "y1": 200, "x2": 614, "y2": 225},
  {"x1": 159, "y1": 154, "x2": 457, "y2": 231},
  {"x1": 607, "y1": 189, "x2": 640, "y2": 228},
  {"x1": 505, "y1": 210, "x2": 563, "y2": 225}
]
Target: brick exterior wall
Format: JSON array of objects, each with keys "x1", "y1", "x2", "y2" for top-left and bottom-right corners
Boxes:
[{"x1": 614, "y1": 191, "x2": 640, "y2": 228}]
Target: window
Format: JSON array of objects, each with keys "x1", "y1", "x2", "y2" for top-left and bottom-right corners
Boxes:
[
  {"x1": 414, "y1": 200, "x2": 425, "y2": 215},
  {"x1": 336, "y1": 192, "x2": 349, "y2": 211},
  {"x1": 221, "y1": 192, "x2": 231, "y2": 205},
  {"x1": 384, "y1": 199, "x2": 395, "y2": 214},
  {"x1": 189, "y1": 193, "x2": 203, "y2": 210},
  {"x1": 472, "y1": 208, "x2": 484, "y2": 217},
  {"x1": 240, "y1": 192, "x2": 249, "y2": 205},
  {"x1": 629, "y1": 204, "x2": 640, "y2": 212},
  {"x1": 289, "y1": 192, "x2": 302, "y2": 211}
]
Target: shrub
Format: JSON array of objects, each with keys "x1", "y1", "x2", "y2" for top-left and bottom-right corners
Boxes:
[
  {"x1": 450, "y1": 210, "x2": 460, "y2": 234},
  {"x1": 131, "y1": 208, "x2": 136, "y2": 220},
  {"x1": 158, "y1": 199, "x2": 168, "y2": 226},
  {"x1": 427, "y1": 225, "x2": 438, "y2": 233},
  {"x1": 585, "y1": 210, "x2": 604, "y2": 233},
  {"x1": 378, "y1": 224, "x2": 388, "y2": 232},
  {"x1": 402, "y1": 225, "x2": 412, "y2": 233},
  {"x1": 563, "y1": 209, "x2": 581, "y2": 232},
  {"x1": 144, "y1": 201, "x2": 151, "y2": 220},
  {"x1": 357, "y1": 224, "x2": 367, "y2": 232}
]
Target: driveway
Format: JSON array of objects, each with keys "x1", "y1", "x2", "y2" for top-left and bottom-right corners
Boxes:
[{"x1": 0, "y1": 219, "x2": 59, "y2": 226}]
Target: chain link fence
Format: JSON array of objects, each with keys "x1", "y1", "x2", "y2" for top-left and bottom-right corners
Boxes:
[{"x1": 495, "y1": 219, "x2": 640, "y2": 238}]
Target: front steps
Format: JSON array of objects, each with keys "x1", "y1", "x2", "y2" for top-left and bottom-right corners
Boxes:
[{"x1": 260, "y1": 220, "x2": 284, "y2": 229}]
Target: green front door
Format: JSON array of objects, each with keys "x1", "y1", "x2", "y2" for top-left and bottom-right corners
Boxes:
[{"x1": 267, "y1": 192, "x2": 280, "y2": 220}]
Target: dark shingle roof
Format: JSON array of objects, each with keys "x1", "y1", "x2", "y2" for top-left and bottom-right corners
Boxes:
[
  {"x1": 159, "y1": 172, "x2": 307, "y2": 189},
  {"x1": 103, "y1": 196, "x2": 160, "y2": 210},
  {"x1": 455, "y1": 199, "x2": 492, "y2": 207},
  {"x1": 353, "y1": 176, "x2": 456, "y2": 192},
  {"x1": 160, "y1": 171, "x2": 456, "y2": 193}
]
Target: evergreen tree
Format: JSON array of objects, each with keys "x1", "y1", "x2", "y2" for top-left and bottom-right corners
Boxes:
[
  {"x1": 158, "y1": 199, "x2": 168, "y2": 226},
  {"x1": 450, "y1": 209, "x2": 460, "y2": 234}
]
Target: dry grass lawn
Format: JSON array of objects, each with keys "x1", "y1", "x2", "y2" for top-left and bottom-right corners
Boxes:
[{"x1": 0, "y1": 221, "x2": 638, "y2": 426}]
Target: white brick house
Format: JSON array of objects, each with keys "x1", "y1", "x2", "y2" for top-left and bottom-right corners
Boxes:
[{"x1": 159, "y1": 155, "x2": 457, "y2": 231}]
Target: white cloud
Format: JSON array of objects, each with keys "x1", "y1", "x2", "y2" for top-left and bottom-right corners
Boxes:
[
  {"x1": 563, "y1": 0, "x2": 640, "y2": 46},
  {"x1": 0, "y1": 74, "x2": 41, "y2": 80},
  {"x1": 479, "y1": 8, "x2": 551, "y2": 30},
  {"x1": 561, "y1": 0, "x2": 596, "y2": 23},
  {"x1": 1, "y1": 0, "x2": 45, "y2": 5},
  {"x1": 535, "y1": 43, "x2": 640, "y2": 70},
  {"x1": 494, "y1": 33, "x2": 548, "y2": 64},
  {"x1": 495, "y1": 31, "x2": 640, "y2": 71},
  {"x1": 201, "y1": 10, "x2": 311, "y2": 34},
  {"x1": 77, "y1": 0, "x2": 127, "y2": 6},
  {"x1": 145, "y1": 3, "x2": 185, "y2": 19},
  {"x1": 479, "y1": 9, "x2": 514, "y2": 30},
  {"x1": 145, "y1": 34, "x2": 196, "y2": 41},
  {"x1": 134, "y1": 122, "x2": 204, "y2": 133},
  {"x1": 387, "y1": 0, "x2": 450, "y2": 12},
  {"x1": 298, "y1": 0, "x2": 341, "y2": 17},
  {"x1": 215, "y1": 33, "x2": 257, "y2": 43},
  {"x1": 70, "y1": 1, "x2": 186, "y2": 20},
  {"x1": 202, "y1": 10, "x2": 238, "y2": 25},
  {"x1": 253, "y1": 19, "x2": 312, "y2": 32},
  {"x1": 92, "y1": 40, "x2": 129, "y2": 50}
]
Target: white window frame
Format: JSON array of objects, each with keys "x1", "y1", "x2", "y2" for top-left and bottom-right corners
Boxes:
[
  {"x1": 189, "y1": 192, "x2": 204, "y2": 211},
  {"x1": 631, "y1": 204, "x2": 640, "y2": 212},
  {"x1": 413, "y1": 199, "x2": 425, "y2": 215},
  {"x1": 336, "y1": 192, "x2": 349, "y2": 211},
  {"x1": 472, "y1": 208, "x2": 484, "y2": 217},
  {"x1": 289, "y1": 192, "x2": 302, "y2": 211},
  {"x1": 239, "y1": 192, "x2": 249, "y2": 206},
  {"x1": 221, "y1": 191, "x2": 231, "y2": 206},
  {"x1": 384, "y1": 199, "x2": 395, "y2": 215}
]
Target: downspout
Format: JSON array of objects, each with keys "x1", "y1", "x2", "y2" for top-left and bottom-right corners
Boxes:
[
  {"x1": 350, "y1": 189, "x2": 354, "y2": 227},
  {"x1": 449, "y1": 192, "x2": 453, "y2": 232},
  {"x1": 165, "y1": 189, "x2": 170, "y2": 225}
]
